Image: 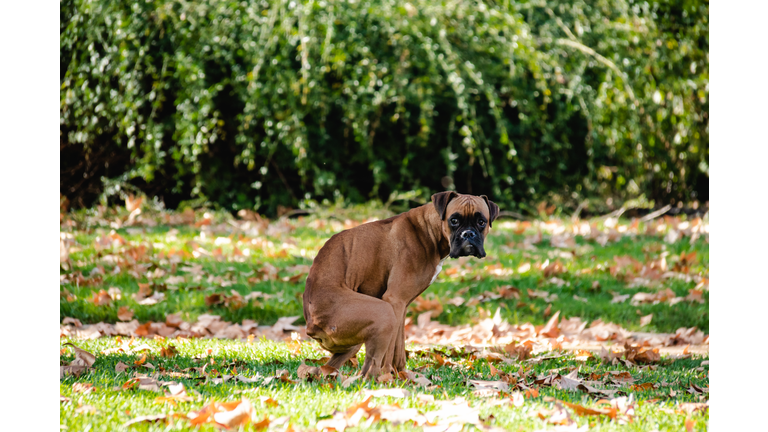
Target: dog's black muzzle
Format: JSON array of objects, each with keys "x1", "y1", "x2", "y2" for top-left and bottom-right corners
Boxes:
[{"x1": 449, "y1": 229, "x2": 486, "y2": 259}]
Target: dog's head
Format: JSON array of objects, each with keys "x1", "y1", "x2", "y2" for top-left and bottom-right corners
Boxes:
[{"x1": 431, "y1": 191, "x2": 499, "y2": 259}]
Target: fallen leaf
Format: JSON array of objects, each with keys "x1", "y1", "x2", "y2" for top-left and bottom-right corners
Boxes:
[
  {"x1": 678, "y1": 402, "x2": 708, "y2": 415},
  {"x1": 297, "y1": 363, "x2": 322, "y2": 381},
  {"x1": 398, "y1": 370, "x2": 433, "y2": 387},
  {"x1": 63, "y1": 342, "x2": 96, "y2": 367},
  {"x1": 72, "y1": 382, "x2": 95, "y2": 393},
  {"x1": 62, "y1": 317, "x2": 82, "y2": 327},
  {"x1": 212, "y1": 399, "x2": 256, "y2": 428},
  {"x1": 546, "y1": 398, "x2": 615, "y2": 418},
  {"x1": 160, "y1": 344, "x2": 178, "y2": 358},
  {"x1": 377, "y1": 373, "x2": 394, "y2": 383},
  {"x1": 624, "y1": 343, "x2": 661, "y2": 364},
  {"x1": 118, "y1": 306, "x2": 134, "y2": 322},
  {"x1": 342, "y1": 375, "x2": 361, "y2": 388},
  {"x1": 557, "y1": 375, "x2": 582, "y2": 391},
  {"x1": 630, "y1": 382, "x2": 655, "y2": 392},
  {"x1": 259, "y1": 396, "x2": 279, "y2": 407},
  {"x1": 91, "y1": 290, "x2": 112, "y2": 306},
  {"x1": 75, "y1": 404, "x2": 99, "y2": 415},
  {"x1": 122, "y1": 414, "x2": 168, "y2": 427},
  {"x1": 363, "y1": 388, "x2": 411, "y2": 398},
  {"x1": 640, "y1": 313, "x2": 653, "y2": 327},
  {"x1": 610, "y1": 292, "x2": 631, "y2": 303},
  {"x1": 685, "y1": 417, "x2": 694, "y2": 432},
  {"x1": 504, "y1": 340, "x2": 534, "y2": 361},
  {"x1": 539, "y1": 311, "x2": 561, "y2": 337},
  {"x1": 599, "y1": 346, "x2": 623, "y2": 363},
  {"x1": 166, "y1": 312, "x2": 183, "y2": 328}
]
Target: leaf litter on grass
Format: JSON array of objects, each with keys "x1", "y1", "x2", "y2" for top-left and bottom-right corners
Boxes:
[{"x1": 61, "y1": 208, "x2": 708, "y2": 430}]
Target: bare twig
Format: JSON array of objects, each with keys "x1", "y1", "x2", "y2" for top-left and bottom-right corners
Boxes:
[
  {"x1": 639, "y1": 204, "x2": 672, "y2": 222},
  {"x1": 571, "y1": 200, "x2": 589, "y2": 222}
]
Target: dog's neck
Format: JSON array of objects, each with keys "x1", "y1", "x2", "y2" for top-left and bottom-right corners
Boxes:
[{"x1": 411, "y1": 203, "x2": 451, "y2": 259}]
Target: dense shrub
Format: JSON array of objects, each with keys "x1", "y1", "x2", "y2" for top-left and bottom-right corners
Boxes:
[{"x1": 60, "y1": 0, "x2": 708, "y2": 214}]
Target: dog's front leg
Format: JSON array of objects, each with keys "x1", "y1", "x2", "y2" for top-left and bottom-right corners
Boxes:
[
  {"x1": 381, "y1": 295, "x2": 407, "y2": 372},
  {"x1": 391, "y1": 313, "x2": 407, "y2": 371}
]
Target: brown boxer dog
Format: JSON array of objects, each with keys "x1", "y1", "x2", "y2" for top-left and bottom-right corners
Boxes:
[{"x1": 302, "y1": 191, "x2": 499, "y2": 378}]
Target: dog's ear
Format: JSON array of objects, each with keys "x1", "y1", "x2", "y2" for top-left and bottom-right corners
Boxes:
[
  {"x1": 480, "y1": 195, "x2": 500, "y2": 227},
  {"x1": 431, "y1": 191, "x2": 458, "y2": 220}
]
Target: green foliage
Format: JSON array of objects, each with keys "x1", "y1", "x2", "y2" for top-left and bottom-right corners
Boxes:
[{"x1": 61, "y1": 0, "x2": 708, "y2": 214}]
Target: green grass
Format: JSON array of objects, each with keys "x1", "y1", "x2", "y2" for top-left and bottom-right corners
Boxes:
[
  {"x1": 60, "y1": 337, "x2": 709, "y2": 431},
  {"x1": 60, "y1": 205, "x2": 708, "y2": 430}
]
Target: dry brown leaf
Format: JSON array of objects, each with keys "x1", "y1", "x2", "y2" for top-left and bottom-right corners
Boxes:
[
  {"x1": 539, "y1": 311, "x2": 561, "y2": 338},
  {"x1": 504, "y1": 340, "x2": 534, "y2": 361},
  {"x1": 544, "y1": 397, "x2": 615, "y2": 418},
  {"x1": 606, "y1": 371, "x2": 635, "y2": 384},
  {"x1": 122, "y1": 414, "x2": 169, "y2": 427},
  {"x1": 135, "y1": 283, "x2": 153, "y2": 300},
  {"x1": 430, "y1": 352, "x2": 460, "y2": 368},
  {"x1": 543, "y1": 260, "x2": 567, "y2": 277},
  {"x1": 342, "y1": 375, "x2": 361, "y2": 388},
  {"x1": 72, "y1": 382, "x2": 95, "y2": 394},
  {"x1": 205, "y1": 293, "x2": 225, "y2": 306},
  {"x1": 398, "y1": 370, "x2": 433, "y2": 387},
  {"x1": 599, "y1": 346, "x2": 623, "y2": 364},
  {"x1": 497, "y1": 285, "x2": 521, "y2": 299},
  {"x1": 63, "y1": 342, "x2": 96, "y2": 367},
  {"x1": 510, "y1": 391, "x2": 525, "y2": 407},
  {"x1": 524, "y1": 387, "x2": 540, "y2": 398},
  {"x1": 363, "y1": 388, "x2": 411, "y2": 398},
  {"x1": 60, "y1": 364, "x2": 88, "y2": 379},
  {"x1": 377, "y1": 373, "x2": 394, "y2": 383},
  {"x1": 624, "y1": 343, "x2": 661, "y2": 364},
  {"x1": 685, "y1": 417, "x2": 695, "y2": 432},
  {"x1": 685, "y1": 289, "x2": 705, "y2": 303},
  {"x1": 535, "y1": 405, "x2": 574, "y2": 426},
  {"x1": 117, "y1": 306, "x2": 134, "y2": 322},
  {"x1": 297, "y1": 363, "x2": 322, "y2": 381},
  {"x1": 595, "y1": 396, "x2": 636, "y2": 423},
  {"x1": 115, "y1": 361, "x2": 129, "y2": 373},
  {"x1": 134, "y1": 353, "x2": 147, "y2": 366},
  {"x1": 678, "y1": 402, "x2": 708, "y2": 415},
  {"x1": 212, "y1": 399, "x2": 256, "y2": 428},
  {"x1": 640, "y1": 313, "x2": 653, "y2": 327},
  {"x1": 610, "y1": 292, "x2": 631, "y2": 304},
  {"x1": 91, "y1": 289, "x2": 112, "y2": 306},
  {"x1": 557, "y1": 374, "x2": 582, "y2": 391},
  {"x1": 412, "y1": 297, "x2": 444, "y2": 315},
  {"x1": 166, "y1": 312, "x2": 183, "y2": 328},
  {"x1": 258, "y1": 396, "x2": 279, "y2": 407},
  {"x1": 75, "y1": 404, "x2": 100, "y2": 415},
  {"x1": 160, "y1": 344, "x2": 178, "y2": 358},
  {"x1": 630, "y1": 382, "x2": 655, "y2": 391},
  {"x1": 62, "y1": 317, "x2": 82, "y2": 327}
]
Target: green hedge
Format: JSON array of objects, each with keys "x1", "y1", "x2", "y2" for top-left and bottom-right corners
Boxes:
[{"x1": 60, "y1": 0, "x2": 708, "y2": 214}]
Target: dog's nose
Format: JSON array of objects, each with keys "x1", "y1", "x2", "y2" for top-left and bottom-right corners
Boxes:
[{"x1": 460, "y1": 230, "x2": 477, "y2": 240}]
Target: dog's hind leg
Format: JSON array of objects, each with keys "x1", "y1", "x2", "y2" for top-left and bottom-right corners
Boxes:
[
  {"x1": 306, "y1": 289, "x2": 398, "y2": 379},
  {"x1": 326, "y1": 344, "x2": 362, "y2": 369}
]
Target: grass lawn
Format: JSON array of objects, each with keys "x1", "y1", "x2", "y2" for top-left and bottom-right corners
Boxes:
[{"x1": 60, "y1": 203, "x2": 709, "y2": 431}]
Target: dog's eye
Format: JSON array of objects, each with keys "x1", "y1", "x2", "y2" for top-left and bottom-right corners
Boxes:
[
  {"x1": 478, "y1": 219, "x2": 486, "y2": 227},
  {"x1": 450, "y1": 218, "x2": 459, "y2": 226}
]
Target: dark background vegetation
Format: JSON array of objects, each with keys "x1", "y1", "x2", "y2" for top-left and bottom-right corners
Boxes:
[{"x1": 60, "y1": 0, "x2": 708, "y2": 216}]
